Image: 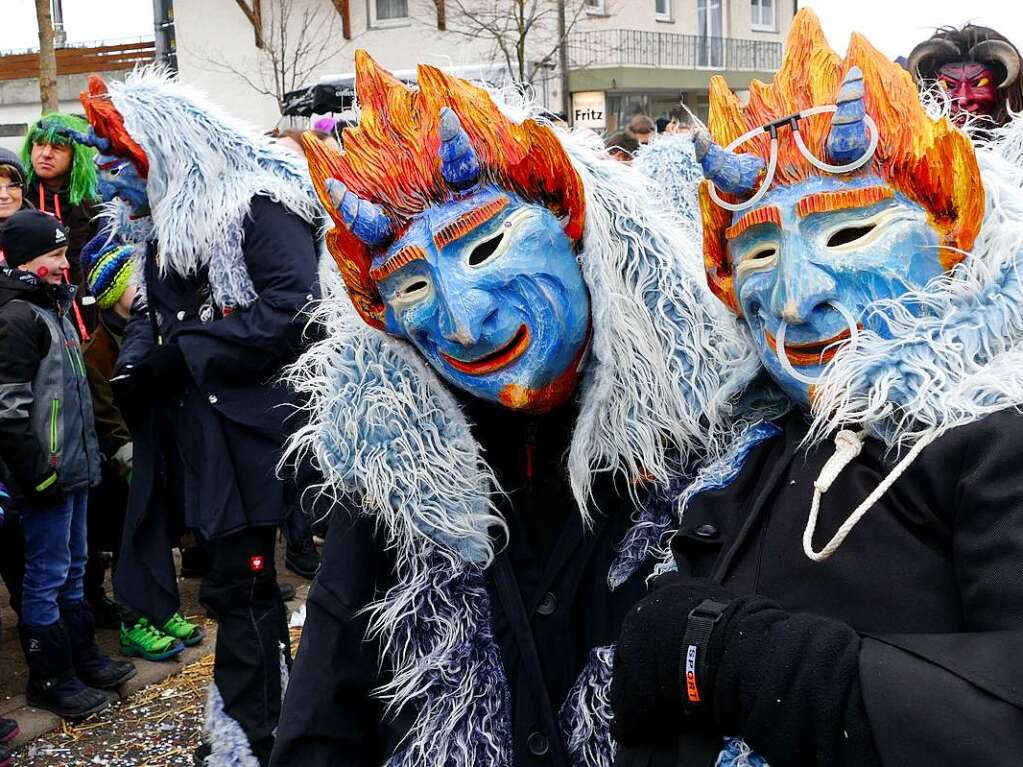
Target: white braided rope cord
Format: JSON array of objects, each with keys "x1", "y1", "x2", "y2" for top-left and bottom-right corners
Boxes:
[{"x1": 802, "y1": 428, "x2": 941, "y2": 562}]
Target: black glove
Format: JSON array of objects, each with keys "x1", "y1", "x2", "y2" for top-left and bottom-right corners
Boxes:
[
  {"x1": 25, "y1": 469, "x2": 65, "y2": 508},
  {"x1": 610, "y1": 574, "x2": 744, "y2": 745},
  {"x1": 131, "y1": 343, "x2": 190, "y2": 397},
  {"x1": 111, "y1": 367, "x2": 144, "y2": 427}
]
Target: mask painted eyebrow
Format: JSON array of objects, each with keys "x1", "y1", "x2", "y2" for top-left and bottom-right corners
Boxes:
[
  {"x1": 369, "y1": 244, "x2": 430, "y2": 282},
  {"x1": 725, "y1": 204, "x2": 783, "y2": 240},
  {"x1": 432, "y1": 195, "x2": 509, "y2": 251},
  {"x1": 796, "y1": 186, "x2": 893, "y2": 219}
]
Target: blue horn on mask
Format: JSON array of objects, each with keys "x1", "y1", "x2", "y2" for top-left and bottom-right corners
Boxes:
[
  {"x1": 326, "y1": 178, "x2": 393, "y2": 247},
  {"x1": 826, "y1": 67, "x2": 870, "y2": 166},
  {"x1": 438, "y1": 107, "x2": 481, "y2": 191},
  {"x1": 693, "y1": 128, "x2": 767, "y2": 197}
]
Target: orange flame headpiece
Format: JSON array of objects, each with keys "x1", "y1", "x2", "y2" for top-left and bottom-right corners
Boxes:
[
  {"x1": 79, "y1": 75, "x2": 150, "y2": 179},
  {"x1": 699, "y1": 9, "x2": 984, "y2": 314},
  {"x1": 303, "y1": 51, "x2": 586, "y2": 329}
]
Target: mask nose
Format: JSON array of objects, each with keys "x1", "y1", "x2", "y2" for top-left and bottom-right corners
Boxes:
[
  {"x1": 438, "y1": 287, "x2": 498, "y2": 346},
  {"x1": 768, "y1": 242, "x2": 837, "y2": 325}
]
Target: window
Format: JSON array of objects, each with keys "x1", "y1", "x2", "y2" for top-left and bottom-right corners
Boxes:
[
  {"x1": 697, "y1": 0, "x2": 724, "y2": 67},
  {"x1": 751, "y1": 0, "x2": 775, "y2": 31},
  {"x1": 655, "y1": 0, "x2": 672, "y2": 22},
  {"x1": 370, "y1": 0, "x2": 409, "y2": 27},
  {"x1": 584, "y1": 0, "x2": 606, "y2": 15}
]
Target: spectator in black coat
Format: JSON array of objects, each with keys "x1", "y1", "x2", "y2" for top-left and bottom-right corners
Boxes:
[{"x1": 0, "y1": 211, "x2": 135, "y2": 722}]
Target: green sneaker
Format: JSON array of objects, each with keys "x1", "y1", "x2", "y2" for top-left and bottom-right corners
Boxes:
[
  {"x1": 161, "y1": 612, "x2": 205, "y2": 647},
  {"x1": 120, "y1": 618, "x2": 185, "y2": 661}
]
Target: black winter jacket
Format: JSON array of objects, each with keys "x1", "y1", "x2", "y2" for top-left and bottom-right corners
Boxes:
[
  {"x1": 622, "y1": 407, "x2": 1023, "y2": 766},
  {"x1": 271, "y1": 400, "x2": 657, "y2": 767},
  {"x1": 0, "y1": 270, "x2": 101, "y2": 498},
  {"x1": 114, "y1": 195, "x2": 320, "y2": 624}
]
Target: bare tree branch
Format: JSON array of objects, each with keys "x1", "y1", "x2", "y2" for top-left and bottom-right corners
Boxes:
[
  {"x1": 202, "y1": 0, "x2": 342, "y2": 116},
  {"x1": 445, "y1": 0, "x2": 601, "y2": 87}
]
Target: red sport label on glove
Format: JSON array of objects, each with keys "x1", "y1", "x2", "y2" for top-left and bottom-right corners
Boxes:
[{"x1": 685, "y1": 644, "x2": 701, "y2": 702}]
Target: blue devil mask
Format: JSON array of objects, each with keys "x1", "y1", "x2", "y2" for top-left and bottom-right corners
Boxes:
[
  {"x1": 728, "y1": 174, "x2": 943, "y2": 404},
  {"x1": 321, "y1": 107, "x2": 591, "y2": 412},
  {"x1": 698, "y1": 67, "x2": 956, "y2": 405},
  {"x1": 95, "y1": 152, "x2": 149, "y2": 215}
]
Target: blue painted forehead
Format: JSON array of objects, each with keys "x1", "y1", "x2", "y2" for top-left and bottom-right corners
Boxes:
[{"x1": 371, "y1": 185, "x2": 518, "y2": 275}]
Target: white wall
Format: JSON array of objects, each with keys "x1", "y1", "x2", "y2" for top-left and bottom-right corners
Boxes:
[{"x1": 173, "y1": 0, "x2": 515, "y2": 130}]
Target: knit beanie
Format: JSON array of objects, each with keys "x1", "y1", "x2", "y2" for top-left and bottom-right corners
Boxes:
[
  {"x1": 0, "y1": 148, "x2": 26, "y2": 184},
  {"x1": 0, "y1": 209, "x2": 69, "y2": 268},
  {"x1": 80, "y1": 234, "x2": 135, "y2": 309}
]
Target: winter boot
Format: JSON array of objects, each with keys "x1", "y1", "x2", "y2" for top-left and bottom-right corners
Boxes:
[
  {"x1": 61, "y1": 601, "x2": 137, "y2": 689},
  {"x1": 0, "y1": 718, "x2": 17, "y2": 744},
  {"x1": 19, "y1": 622, "x2": 110, "y2": 720},
  {"x1": 161, "y1": 612, "x2": 205, "y2": 647},
  {"x1": 85, "y1": 589, "x2": 123, "y2": 631},
  {"x1": 284, "y1": 534, "x2": 320, "y2": 580},
  {"x1": 120, "y1": 618, "x2": 184, "y2": 661}
]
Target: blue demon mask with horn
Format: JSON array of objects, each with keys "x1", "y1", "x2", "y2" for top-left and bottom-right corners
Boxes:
[
  {"x1": 696, "y1": 11, "x2": 983, "y2": 406},
  {"x1": 306, "y1": 53, "x2": 592, "y2": 413}
]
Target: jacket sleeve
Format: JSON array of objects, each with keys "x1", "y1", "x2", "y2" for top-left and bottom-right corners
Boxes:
[
  {"x1": 176, "y1": 196, "x2": 319, "y2": 387},
  {"x1": 715, "y1": 412, "x2": 1023, "y2": 767},
  {"x1": 0, "y1": 303, "x2": 53, "y2": 491},
  {"x1": 270, "y1": 503, "x2": 396, "y2": 767},
  {"x1": 116, "y1": 296, "x2": 156, "y2": 374},
  {"x1": 854, "y1": 412, "x2": 1023, "y2": 765}
]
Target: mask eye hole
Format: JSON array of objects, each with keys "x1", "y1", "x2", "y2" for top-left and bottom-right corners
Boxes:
[
  {"x1": 402, "y1": 278, "x2": 430, "y2": 297},
  {"x1": 467, "y1": 232, "x2": 504, "y2": 267},
  {"x1": 827, "y1": 223, "x2": 876, "y2": 248}
]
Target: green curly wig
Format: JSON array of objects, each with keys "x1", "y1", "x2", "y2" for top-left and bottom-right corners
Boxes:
[{"x1": 21, "y1": 113, "x2": 99, "y2": 206}]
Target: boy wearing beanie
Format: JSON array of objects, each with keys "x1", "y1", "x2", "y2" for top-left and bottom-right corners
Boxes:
[{"x1": 0, "y1": 210, "x2": 135, "y2": 720}]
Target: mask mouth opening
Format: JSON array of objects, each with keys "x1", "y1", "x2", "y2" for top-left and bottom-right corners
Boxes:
[
  {"x1": 440, "y1": 324, "x2": 531, "y2": 376},
  {"x1": 773, "y1": 301, "x2": 861, "y2": 386}
]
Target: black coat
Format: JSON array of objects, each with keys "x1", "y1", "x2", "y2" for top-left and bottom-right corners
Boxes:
[
  {"x1": 639, "y1": 407, "x2": 1023, "y2": 766},
  {"x1": 114, "y1": 195, "x2": 319, "y2": 623},
  {"x1": 271, "y1": 400, "x2": 656, "y2": 767}
]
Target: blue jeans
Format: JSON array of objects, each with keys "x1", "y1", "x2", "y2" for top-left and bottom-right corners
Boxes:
[{"x1": 20, "y1": 489, "x2": 89, "y2": 627}]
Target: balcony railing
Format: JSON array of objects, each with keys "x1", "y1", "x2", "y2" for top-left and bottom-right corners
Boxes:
[{"x1": 568, "y1": 29, "x2": 782, "y2": 72}]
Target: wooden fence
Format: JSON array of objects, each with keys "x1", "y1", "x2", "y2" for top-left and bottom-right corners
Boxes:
[{"x1": 0, "y1": 40, "x2": 155, "y2": 82}]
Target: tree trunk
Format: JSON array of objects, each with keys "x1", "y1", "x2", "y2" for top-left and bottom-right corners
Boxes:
[{"x1": 34, "y1": 0, "x2": 59, "y2": 114}]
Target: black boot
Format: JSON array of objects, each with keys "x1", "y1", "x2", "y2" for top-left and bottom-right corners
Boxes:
[
  {"x1": 19, "y1": 622, "x2": 110, "y2": 720},
  {"x1": 0, "y1": 717, "x2": 16, "y2": 744},
  {"x1": 284, "y1": 534, "x2": 320, "y2": 580},
  {"x1": 86, "y1": 591, "x2": 123, "y2": 630},
  {"x1": 0, "y1": 742, "x2": 11, "y2": 767},
  {"x1": 61, "y1": 602, "x2": 137, "y2": 690}
]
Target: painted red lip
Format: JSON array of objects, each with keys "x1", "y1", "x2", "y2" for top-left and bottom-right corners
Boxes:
[
  {"x1": 441, "y1": 325, "x2": 531, "y2": 376},
  {"x1": 764, "y1": 326, "x2": 861, "y2": 367}
]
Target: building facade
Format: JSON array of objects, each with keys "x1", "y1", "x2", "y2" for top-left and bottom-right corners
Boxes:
[
  {"x1": 0, "y1": 1, "x2": 794, "y2": 147},
  {"x1": 171, "y1": 0, "x2": 793, "y2": 131}
]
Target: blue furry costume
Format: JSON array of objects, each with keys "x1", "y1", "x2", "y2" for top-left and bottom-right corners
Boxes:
[
  {"x1": 270, "y1": 54, "x2": 757, "y2": 767},
  {"x1": 80, "y1": 71, "x2": 321, "y2": 766},
  {"x1": 611, "y1": 10, "x2": 1023, "y2": 766}
]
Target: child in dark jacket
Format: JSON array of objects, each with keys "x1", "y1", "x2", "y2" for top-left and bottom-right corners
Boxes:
[{"x1": 0, "y1": 210, "x2": 135, "y2": 721}]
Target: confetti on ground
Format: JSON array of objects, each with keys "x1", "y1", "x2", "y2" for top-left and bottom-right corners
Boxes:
[{"x1": 15, "y1": 624, "x2": 303, "y2": 767}]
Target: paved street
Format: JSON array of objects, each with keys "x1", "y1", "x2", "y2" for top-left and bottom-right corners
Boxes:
[{"x1": 0, "y1": 541, "x2": 309, "y2": 766}]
